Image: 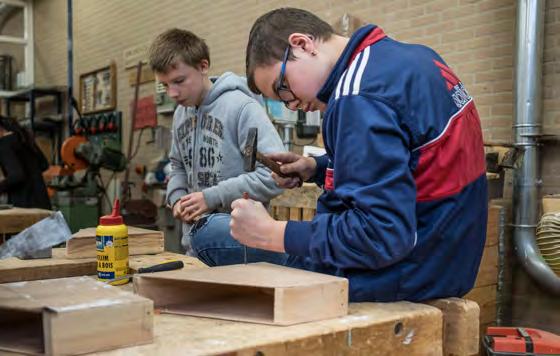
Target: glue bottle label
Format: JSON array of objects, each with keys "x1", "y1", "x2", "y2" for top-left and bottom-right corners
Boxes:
[{"x1": 96, "y1": 234, "x2": 128, "y2": 281}]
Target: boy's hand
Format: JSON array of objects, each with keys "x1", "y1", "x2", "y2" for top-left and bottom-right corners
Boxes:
[
  {"x1": 230, "y1": 198, "x2": 286, "y2": 253},
  {"x1": 178, "y1": 192, "x2": 209, "y2": 223},
  {"x1": 265, "y1": 152, "x2": 317, "y2": 189},
  {"x1": 172, "y1": 199, "x2": 183, "y2": 219}
]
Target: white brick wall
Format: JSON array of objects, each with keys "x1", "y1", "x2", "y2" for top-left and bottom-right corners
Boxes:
[{"x1": 33, "y1": 0, "x2": 560, "y2": 192}]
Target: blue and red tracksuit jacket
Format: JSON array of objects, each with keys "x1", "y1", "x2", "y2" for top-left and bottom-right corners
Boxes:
[{"x1": 284, "y1": 25, "x2": 488, "y2": 302}]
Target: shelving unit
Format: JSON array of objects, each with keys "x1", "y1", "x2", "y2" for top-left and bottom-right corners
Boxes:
[{"x1": 0, "y1": 86, "x2": 65, "y2": 163}]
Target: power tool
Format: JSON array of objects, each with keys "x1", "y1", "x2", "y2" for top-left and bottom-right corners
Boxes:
[
  {"x1": 484, "y1": 327, "x2": 560, "y2": 356},
  {"x1": 45, "y1": 112, "x2": 126, "y2": 232}
]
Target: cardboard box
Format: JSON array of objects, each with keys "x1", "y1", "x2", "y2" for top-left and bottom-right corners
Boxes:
[
  {"x1": 134, "y1": 262, "x2": 348, "y2": 326},
  {"x1": 0, "y1": 276, "x2": 153, "y2": 355}
]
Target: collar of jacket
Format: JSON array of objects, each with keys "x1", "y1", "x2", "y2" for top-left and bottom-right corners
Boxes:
[{"x1": 316, "y1": 24, "x2": 383, "y2": 103}]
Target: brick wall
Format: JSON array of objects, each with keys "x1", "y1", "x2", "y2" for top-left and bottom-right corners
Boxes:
[
  {"x1": 34, "y1": 0, "x2": 526, "y2": 136},
  {"x1": 0, "y1": 7, "x2": 24, "y2": 89},
  {"x1": 35, "y1": 0, "x2": 560, "y2": 190},
  {"x1": 542, "y1": 0, "x2": 560, "y2": 195},
  {"x1": 34, "y1": 0, "x2": 560, "y2": 142},
  {"x1": 35, "y1": 0, "x2": 66, "y2": 87}
]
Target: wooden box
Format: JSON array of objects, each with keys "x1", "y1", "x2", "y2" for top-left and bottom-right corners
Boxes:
[
  {"x1": 0, "y1": 276, "x2": 153, "y2": 355},
  {"x1": 134, "y1": 263, "x2": 348, "y2": 326},
  {"x1": 65, "y1": 226, "x2": 164, "y2": 258}
]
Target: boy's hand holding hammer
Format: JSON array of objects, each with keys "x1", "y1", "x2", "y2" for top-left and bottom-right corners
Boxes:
[
  {"x1": 243, "y1": 127, "x2": 316, "y2": 189},
  {"x1": 230, "y1": 196, "x2": 286, "y2": 253}
]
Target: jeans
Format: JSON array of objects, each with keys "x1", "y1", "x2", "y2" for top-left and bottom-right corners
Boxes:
[
  {"x1": 188, "y1": 213, "x2": 285, "y2": 266},
  {"x1": 189, "y1": 213, "x2": 314, "y2": 269}
]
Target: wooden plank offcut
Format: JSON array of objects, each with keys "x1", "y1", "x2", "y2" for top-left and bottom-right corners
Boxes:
[
  {"x1": 66, "y1": 226, "x2": 164, "y2": 258},
  {"x1": 0, "y1": 208, "x2": 53, "y2": 234},
  {"x1": 0, "y1": 250, "x2": 205, "y2": 284}
]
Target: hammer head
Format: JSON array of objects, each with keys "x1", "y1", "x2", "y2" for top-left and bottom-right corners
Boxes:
[{"x1": 243, "y1": 127, "x2": 258, "y2": 172}]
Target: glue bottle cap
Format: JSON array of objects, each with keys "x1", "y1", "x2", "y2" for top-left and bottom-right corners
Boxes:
[{"x1": 99, "y1": 199, "x2": 124, "y2": 225}]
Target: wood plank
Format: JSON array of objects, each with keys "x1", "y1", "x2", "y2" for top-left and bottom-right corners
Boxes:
[
  {"x1": 139, "y1": 262, "x2": 345, "y2": 289},
  {"x1": 474, "y1": 245, "x2": 499, "y2": 288},
  {"x1": 270, "y1": 183, "x2": 322, "y2": 209},
  {"x1": 0, "y1": 208, "x2": 54, "y2": 234},
  {"x1": 66, "y1": 226, "x2": 164, "y2": 258},
  {"x1": 276, "y1": 206, "x2": 289, "y2": 221},
  {"x1": 485, "y1": 205, "x2": 501, "y2": 247},
  {"x1": 129, "y1": 252, "x2": 206, "y2": 272},
  {"x1": 289, "y1": 207, "x2": 302, "y2": 221},
  {"x1": 465, "y1": 285, "x2": 498, "y2": 325},
  {"x1": 0, "y1": 249, "x2": 205, "y2": 284},
  {"x1": 425, "y1": 298, "x2": 480, "y2": 356},
  {"x1": 95, "y1": 302, "x2": 443, "y2": 355},
  {"x1": 134, "y1": 263, "x2": 348, "y2": 325},
  {"x1": 479, "y1": 321, "x2": 496, "y2": 355},
  {"x1": 480, "y1": 302, "x2": 498, "y2": 326},
  {"x1": 302, "y1": 208, "x2": 316, "y2": 221},
  {"x1": 0, "y1": 251, "x2": 96, "y2": 284},
  {"x1": 463, "y1": 205, "x2": 500, "y2": 354}
]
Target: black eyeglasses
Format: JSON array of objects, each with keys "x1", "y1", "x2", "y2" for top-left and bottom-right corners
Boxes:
[{"x1": 274, "y1": 46, "x2": 297, "y2": 107}]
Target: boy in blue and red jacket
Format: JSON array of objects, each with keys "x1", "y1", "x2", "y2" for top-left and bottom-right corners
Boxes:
[{"x1": 227, "y1": 8, "x2": 488, "y2": 302}]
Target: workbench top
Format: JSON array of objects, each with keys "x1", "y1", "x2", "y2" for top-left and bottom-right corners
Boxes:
[
  {"x1": 92, "y1": 302, "x2": 442, "y2": 356},
  {"x1": 0, "y1": 249, "x2": 205, "y2": 283},
  {"x1": 0, "y1": 251, "x2": 481, "y2": 355}
]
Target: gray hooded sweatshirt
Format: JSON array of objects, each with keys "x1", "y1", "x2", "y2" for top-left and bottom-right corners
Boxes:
[{"x1": 166, "y1": 72, "x2": 285, "y2": 246}]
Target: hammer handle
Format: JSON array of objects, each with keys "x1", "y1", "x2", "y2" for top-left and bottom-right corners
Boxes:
[{"x1": 256, "y1": 152, "x2": 299, "y2": 179}]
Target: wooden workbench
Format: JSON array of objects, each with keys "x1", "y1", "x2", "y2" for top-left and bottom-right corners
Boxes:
[
  {"x1": 92, "y1": 302, "x2": 443, "y2": 356},
  {"x1": 0, "y1": 251, "x2": 480, "y2": 355},
  {"x1": 0, "y1": 249, "x2": 205, "y2": 283},
  {"x1": 0, "y1": 207, "x2": 53, "y2": 235}
]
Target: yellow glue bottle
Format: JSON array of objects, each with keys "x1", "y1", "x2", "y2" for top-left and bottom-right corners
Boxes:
[{"x1": 96, "y1": 199, "x2": 129, "y2": 285}]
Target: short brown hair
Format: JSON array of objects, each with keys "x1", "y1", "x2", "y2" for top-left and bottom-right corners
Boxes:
[
  {"x1": 148, "y1": 28, "x2": 210, "y2": 73},
  {"x1": 245, "y1": 8, "x2": 334, "y2": 94}
]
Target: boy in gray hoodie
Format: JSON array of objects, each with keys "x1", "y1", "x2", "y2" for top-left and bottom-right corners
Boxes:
[{"x1": 148, "y1": 29, "x2": 286, "y2": 265}]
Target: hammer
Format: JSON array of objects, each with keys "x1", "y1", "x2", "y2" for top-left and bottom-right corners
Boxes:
[{"x1": 243, "y1": 127, "x2": 302, "y2": 182}]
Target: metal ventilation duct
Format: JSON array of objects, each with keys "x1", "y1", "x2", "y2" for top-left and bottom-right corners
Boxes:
[{"x1": 512, "y1": 0, "x2": 560, "y2": 295}]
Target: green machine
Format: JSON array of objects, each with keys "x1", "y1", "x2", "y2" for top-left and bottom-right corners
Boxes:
[{"x1": 50, "y1": 111, "x2": 126, "y2": 233}]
